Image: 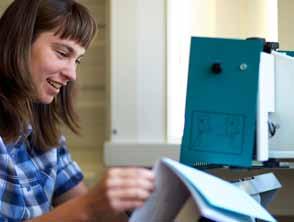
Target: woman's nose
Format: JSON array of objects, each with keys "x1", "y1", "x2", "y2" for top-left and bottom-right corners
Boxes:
[{"x1": 62, "y1": 62, "x2": 77, "y2": 82}]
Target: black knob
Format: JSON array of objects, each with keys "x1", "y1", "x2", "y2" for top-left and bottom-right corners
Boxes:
[
  {"x1": 211, "y1": 63, "x2": 222, "y2": 74},
  {"x1": 264, "y1": 42, "x2": 279, "y2": 53}
]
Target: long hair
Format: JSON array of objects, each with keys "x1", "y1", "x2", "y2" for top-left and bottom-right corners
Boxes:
[{"x1": 0, "y1": 0, "x2": 96, "y2": 150}]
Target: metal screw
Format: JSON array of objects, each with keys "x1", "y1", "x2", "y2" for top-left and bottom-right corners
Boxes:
[
  {"x1": 240, "y1": 63, "x2": 248, "y2": 71},
  {"x1": 112, "y1": 129, "x2": 117, "y2": 135}
]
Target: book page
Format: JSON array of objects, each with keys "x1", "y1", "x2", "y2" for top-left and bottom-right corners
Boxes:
[
  {"x1": 163, "y1": 158, "x2": 276, "y2": 222},
  {"x1": 130, "y1": 160, "x2": 190, "y2": 222}
]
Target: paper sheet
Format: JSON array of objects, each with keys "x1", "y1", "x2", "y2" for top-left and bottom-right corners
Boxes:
[{"x1": 130, "y1": 158, "x2": 276, "y2": 222}]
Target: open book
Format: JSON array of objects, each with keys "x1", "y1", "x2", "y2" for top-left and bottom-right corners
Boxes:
[{"x1": 130, "y1": 158, "x2": 276, "y2": 222}]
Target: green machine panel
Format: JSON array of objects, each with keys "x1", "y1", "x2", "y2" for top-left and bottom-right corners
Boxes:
[{"x1": 180, "y1": 37, "x2": 263, "y2": 167}]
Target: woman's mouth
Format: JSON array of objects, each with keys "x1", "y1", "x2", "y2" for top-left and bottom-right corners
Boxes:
[{"x1": 47, "y1": 79, "x2": 63, "y2": 90}]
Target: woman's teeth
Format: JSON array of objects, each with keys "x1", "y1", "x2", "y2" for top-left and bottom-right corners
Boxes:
[{"x1": 47, "y1": 79, "x2": 62, "y2": 89}]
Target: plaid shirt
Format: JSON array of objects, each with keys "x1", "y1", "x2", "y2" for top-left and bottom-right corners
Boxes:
[{"x1": 0, "y1": 128, "x2": 83, "y2": 221}]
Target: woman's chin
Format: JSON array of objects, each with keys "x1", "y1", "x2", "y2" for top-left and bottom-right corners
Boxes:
[{"x1": 37, "y1": 95, "x2": 55, "y2": 104}]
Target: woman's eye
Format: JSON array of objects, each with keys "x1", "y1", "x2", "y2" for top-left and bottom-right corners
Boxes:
[
  {"x1": 57, "y1": 51, "x2": 67, "y2": 57},
  {"x1": 76, "y1": 59, "x2": 81, "y2": 65}
]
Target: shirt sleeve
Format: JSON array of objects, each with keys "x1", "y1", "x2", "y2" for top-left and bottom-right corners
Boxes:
[{"x1": 53, "y1": 136, "x2": 84, "y2": 198}]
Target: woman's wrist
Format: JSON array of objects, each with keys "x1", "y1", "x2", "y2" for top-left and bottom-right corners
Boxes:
[
  {"x1": 77, "y1": 191, "x2": 100, "y2": 221},
  {"x1": 81, "y1": 186, "x2": 129, "y2": 222},
  {"x1": 80, "y1": 185, "x2": 111, "y2": 220}
]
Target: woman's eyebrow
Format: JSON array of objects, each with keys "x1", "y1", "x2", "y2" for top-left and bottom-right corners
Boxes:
[
  {"x1": 52, "y1": 42, "x2": 85, "y2": 57},
  {"x1": 52, "y1": 43, "x2": 74, "y2": 53}
]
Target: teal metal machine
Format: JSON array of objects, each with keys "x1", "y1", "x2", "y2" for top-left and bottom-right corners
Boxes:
[
  {"x1": 180, "y1": 37, "x2": 263, "y2": 167},
  {"x1": 179, "y1": 37, "x2": 289, "y2": 222}
]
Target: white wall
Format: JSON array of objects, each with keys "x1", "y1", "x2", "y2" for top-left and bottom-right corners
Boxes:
[
  {"x1": 191, "y1": 0, "x2": 216, "y2": 37},
  {"x1": 109, "y1": 0, "x2": 166, "y2": 143},
  {"x1": 105, "y1": 0, "x2": 171, "y2": 166},
  {"x1": 278, "y1": 0, "x2": 294, "y2": 50},
  {"x1": 167, "y1": 0, "x2": 192, "y2": 142},
  {"x1": 191, "y1": 0, "x2": 278, "y2": 40}
]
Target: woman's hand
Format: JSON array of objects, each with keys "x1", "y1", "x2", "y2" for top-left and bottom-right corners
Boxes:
[{"x1": 86, "y1": 167, "x2": 155, "y2": 216}]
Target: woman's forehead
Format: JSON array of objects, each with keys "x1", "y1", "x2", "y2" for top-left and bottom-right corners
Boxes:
[{"x1": 34, "y1": 31, "x2": 86, "y2": 56}]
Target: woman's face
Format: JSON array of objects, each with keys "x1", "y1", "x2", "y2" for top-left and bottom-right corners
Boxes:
[{"x1": 30, "y1": 31, "x2": 85, "y2": 104}]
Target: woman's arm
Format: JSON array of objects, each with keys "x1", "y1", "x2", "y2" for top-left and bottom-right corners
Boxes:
[
  {"x1": 25, "y1": 167, "x2": 154, "y2": 222},
  {"x1": 53, "y1": 181, "x2": 129, "y2": 222},
  {"x1": 53, "y1": 181, "x2": 88, "y2": 206},
  {"x1": 26, "y1": 193, "x2": 129, "y2": 222}
]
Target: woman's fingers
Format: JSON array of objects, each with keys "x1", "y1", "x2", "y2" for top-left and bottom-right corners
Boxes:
[
  {"x1": 107, "y1": 168, "x2": 155, "y2": 181},
  {"x1": 100, "y1": 167, "x2": 155, "y2": 212},
  {"x1": 106, "y1": 187, "x2": 151, "y2": 211},
  {"x1": 105, "y1": 168, "x2": 155, "y2": 191},
  {"x1": 108, "y1": 199, "x2": 145, "y2": 212},
  {"x1": 107, "y1": 187, "x2": 152, "y2": 201},
  {"x1": 106, "y1": 176, "x2": 155, "y2": 191}
]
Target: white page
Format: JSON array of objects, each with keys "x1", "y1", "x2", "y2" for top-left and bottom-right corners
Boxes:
[
  {"x1": 130, "y1": 159, "x2": 245, "y2": 222},
  {"x1": 183, "y1": 180, "x2": 252, "y2": 222},
  {"x1": 163, "y1": 158, "x2": 276, "y2": 222},
  {"x1": 130, "y1": 160, "x2": 190, "y2": 222}
]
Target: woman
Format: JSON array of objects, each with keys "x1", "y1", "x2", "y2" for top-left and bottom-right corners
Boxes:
[{"x1": 0, "y1": 0, "x2": 155, "y2": 221}]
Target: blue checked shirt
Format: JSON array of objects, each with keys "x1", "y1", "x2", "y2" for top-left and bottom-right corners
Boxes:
[{"x1": 0, "y1": 128, "x2": 84, "y2": 221}]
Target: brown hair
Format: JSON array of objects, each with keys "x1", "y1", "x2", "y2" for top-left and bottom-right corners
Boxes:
[{"x1": 0, "y1": 0, "x2": 96, "y2": 150}]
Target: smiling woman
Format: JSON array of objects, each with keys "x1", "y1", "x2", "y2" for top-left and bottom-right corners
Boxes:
[
  {"x1": 0, "y1": 0, "x2": 96, "y2": 151},
  {"x1": 30, "y1": 32, "x2": 85, "y2": 104},
  {"x1": 0, "y1": 0, "x2": 155, "y2": 221}
]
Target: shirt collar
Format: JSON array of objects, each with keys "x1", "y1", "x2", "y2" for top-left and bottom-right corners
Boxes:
[{"x1": 13, "y1": 125, "x2": 33, "y2": 147}]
